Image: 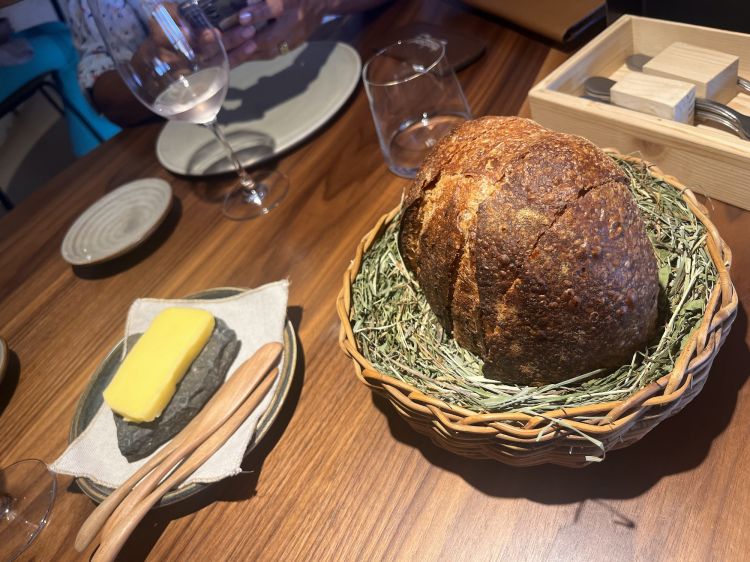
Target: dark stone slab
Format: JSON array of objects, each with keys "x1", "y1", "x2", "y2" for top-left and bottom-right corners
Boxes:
[{"x1": 114, "y1": 317, "x2": 240, "y2": 461}]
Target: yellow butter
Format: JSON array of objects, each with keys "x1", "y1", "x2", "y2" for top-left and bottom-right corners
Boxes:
[{"x1": 103, "y1": 307, "x2": 215, "y2": 422}]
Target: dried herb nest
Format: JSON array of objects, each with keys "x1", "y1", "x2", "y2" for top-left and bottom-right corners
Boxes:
[{"x1": 350, "y1": 156, "x2": 717, "y2": 416}]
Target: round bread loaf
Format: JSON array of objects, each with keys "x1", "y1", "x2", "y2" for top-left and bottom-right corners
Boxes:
[{"x1": 399, "y1": 116, "x2": 659, "y2": 385}]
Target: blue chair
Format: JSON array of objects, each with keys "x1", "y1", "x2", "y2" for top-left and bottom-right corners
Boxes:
[{"x1": 0, "y1": 21, "x2": 121, "y2": 159}]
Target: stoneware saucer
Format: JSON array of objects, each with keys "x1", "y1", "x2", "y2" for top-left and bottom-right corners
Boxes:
[{"x1": 61, "y1": 178, "x2": 172, "y2": 266}]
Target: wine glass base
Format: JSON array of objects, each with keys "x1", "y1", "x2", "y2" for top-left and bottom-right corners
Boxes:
[
  {"x1": 1, "y1": 459, "x2": 56, "y2": 561},
  {"x1": 222, "y1": 169, "x2": 289, "y2": 221}
]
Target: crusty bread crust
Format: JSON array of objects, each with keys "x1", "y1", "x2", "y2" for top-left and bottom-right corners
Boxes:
[{"x1": 399, "y1": 116, "x2": 659, "y2": 385}]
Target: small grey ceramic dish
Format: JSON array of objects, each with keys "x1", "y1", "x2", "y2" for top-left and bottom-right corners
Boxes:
[
  {"x1": 61, "y1": 178, "x2": 172, "y2": 266},
  {"x1": 69, "y1": 288, "x2": 298, "y2": 506},
  {"x1": 156, "y1": 41, "x2": 361, "y2": 176},
  {"x1": 0, "y1": 336, "x2": 7, "y2": 387}
]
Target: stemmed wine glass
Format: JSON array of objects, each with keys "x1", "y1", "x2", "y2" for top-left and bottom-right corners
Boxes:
[
  {"x1": 0, "y1": 459, "x2": 57, "y2": 560},
  {"x1": 91, "y1": 0, "x2": 288, "y2": 220}
]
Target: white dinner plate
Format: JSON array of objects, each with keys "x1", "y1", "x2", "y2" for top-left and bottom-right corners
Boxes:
[
  {"x1": 155, "y1": 41, "x2": 361, "y2": 176},
  {"x1": 60, "y1": 178, "x2": 172, "y2": 265}
]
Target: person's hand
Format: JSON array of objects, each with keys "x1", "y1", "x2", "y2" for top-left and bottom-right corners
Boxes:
[
  {"x1": 135, "y1": 1, "x2": 272, "y2": 70},
  {"x1": 130, "y1": 4, "x2": 196, "y2": 80},
  {"x1": 247, "y1": 0, "x2": 332, "y2": 60},
  {"x1": 218, "y1": 0, "x2": 278, "y2": 66}
]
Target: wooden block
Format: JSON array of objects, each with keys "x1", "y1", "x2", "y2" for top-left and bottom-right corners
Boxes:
[
  {"x1": 642, "y1": 41, "x2": 738, "y2": 103},
  {"x1": 610, "y1": 72, "x2": 696, "y2": 123}
]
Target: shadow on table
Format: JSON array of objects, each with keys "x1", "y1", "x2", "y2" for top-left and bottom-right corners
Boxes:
[
  {"x1": 75, "y1": 306, "x2": 305, "y2": 561},
  {"x1": 71, "y1": 197, "x2": 182, "y2": 281},
  {"x1": 219, "y1": 41, "x2": 337, "y2": 126},
  {"x1": 188, "y1": 160, "x2": 282, "y2": 204},
  {"x1": 373, "y1": 306, "x2": 749, "y2": 504},
  {"x1": 174, "y1": 41, "x2": 338, "y2": 186},
  {"x1": 188, "y1": 131, "x2": 276, "y2": 177}
]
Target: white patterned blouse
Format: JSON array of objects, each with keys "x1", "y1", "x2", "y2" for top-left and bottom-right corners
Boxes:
[{"x1": 66, "y1": 0, "x2": 147, "y2": 90}]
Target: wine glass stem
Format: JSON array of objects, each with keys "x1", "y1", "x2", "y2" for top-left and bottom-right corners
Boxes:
[{"x1": 202, "y1": 120, "x2": 263, "y2": 206}]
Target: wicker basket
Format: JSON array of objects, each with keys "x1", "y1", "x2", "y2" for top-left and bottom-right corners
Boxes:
[{"x1": 337, "y1": 152, "x2": 737, "y2": 467}]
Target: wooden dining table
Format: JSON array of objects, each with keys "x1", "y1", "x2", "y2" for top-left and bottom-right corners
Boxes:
[{"x1": 2, "y1": 1, "x2": 750, "y2": 560}]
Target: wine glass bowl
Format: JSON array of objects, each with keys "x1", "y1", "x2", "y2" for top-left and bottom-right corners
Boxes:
[
  {"x1": 0, "y1": 459, "x2": 57, "y2": 561},
  {"x1": 91, "y1": 0, "x2": 288, "y2": 219}
]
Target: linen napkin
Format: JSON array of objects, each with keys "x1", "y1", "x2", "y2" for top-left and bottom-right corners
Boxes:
[{"x1": 51, "y1": 281, "x2": 288, "y2": 489}]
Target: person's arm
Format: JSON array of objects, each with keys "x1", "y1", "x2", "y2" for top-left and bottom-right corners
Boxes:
[
  {"x1": 66, "y1": 0, "x2": 153, "y2": 126},
  {"x1": 247, "y1": 0, "x2": 391, "y2": 59},
  {"x1": 69, "y1": 0, "x2": 261, "y2": 127},
  {"x1": 91, "y1": 70, "x2": 157, "y2": 127}
]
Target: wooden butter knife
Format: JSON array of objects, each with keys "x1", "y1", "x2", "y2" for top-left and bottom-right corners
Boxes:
[{"x1": 93, "y1": 367, "x2": 278, "y2": 562}]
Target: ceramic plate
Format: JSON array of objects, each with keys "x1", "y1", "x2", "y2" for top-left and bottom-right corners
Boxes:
[
  {"x1": 155, "y1": 41, "x2": 361, "y2": 176},
  {"x1": 61, "y1": 178, "x2": 172, "y2": 266},
  {"x1": 0, "y1": 337, "x2": 7, "y2": 387},
  {"x1": 70, "y1": 288, "x2": 298, "y2": 506}
]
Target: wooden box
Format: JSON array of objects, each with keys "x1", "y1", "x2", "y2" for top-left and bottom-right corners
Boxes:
[{"x1": 528, "y1": 15, "x2": 750, "y2": 211}]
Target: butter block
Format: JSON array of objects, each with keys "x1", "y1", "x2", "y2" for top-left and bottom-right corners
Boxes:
[{"x1": 103, "y1": 307, "x2": 215, "y2": 422}]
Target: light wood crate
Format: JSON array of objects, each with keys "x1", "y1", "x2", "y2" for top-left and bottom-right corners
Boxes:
[{"x1": 528, "y1": 15, "x2": 750, "y2": 211}]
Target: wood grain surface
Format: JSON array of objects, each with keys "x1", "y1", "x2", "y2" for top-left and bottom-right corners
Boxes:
[{"x1": 1, "y1": 1, "x2": 749, "y2": 561}]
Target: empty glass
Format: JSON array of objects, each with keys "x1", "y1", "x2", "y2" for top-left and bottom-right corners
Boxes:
[{"x1": 363, "y1": 36, "x2": 472, "y2": 178}]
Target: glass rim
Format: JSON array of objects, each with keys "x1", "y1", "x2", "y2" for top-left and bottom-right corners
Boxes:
[{"x1": 362, "y1": 36, "x2": 446, "y2": 88}]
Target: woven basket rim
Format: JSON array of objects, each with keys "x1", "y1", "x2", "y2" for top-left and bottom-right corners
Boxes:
[{"x1": 337, "y1": 150, "x2": 737, "y2": 436}]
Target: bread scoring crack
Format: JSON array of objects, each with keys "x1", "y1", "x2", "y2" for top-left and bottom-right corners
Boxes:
[
  {"x1": 524, "y1": 179, "x2": 616, "y2": 263},
  {"x1": 401, "y1": 171, "x2": 443, "y2": 271},
  {"x1": 453, "y1": 146, "x2": 545, "y2": 352}
]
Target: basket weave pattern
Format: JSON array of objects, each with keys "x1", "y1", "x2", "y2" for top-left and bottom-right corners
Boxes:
[{"x1": 337, "y1": 153, "x2": 737, "y2": 467}]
